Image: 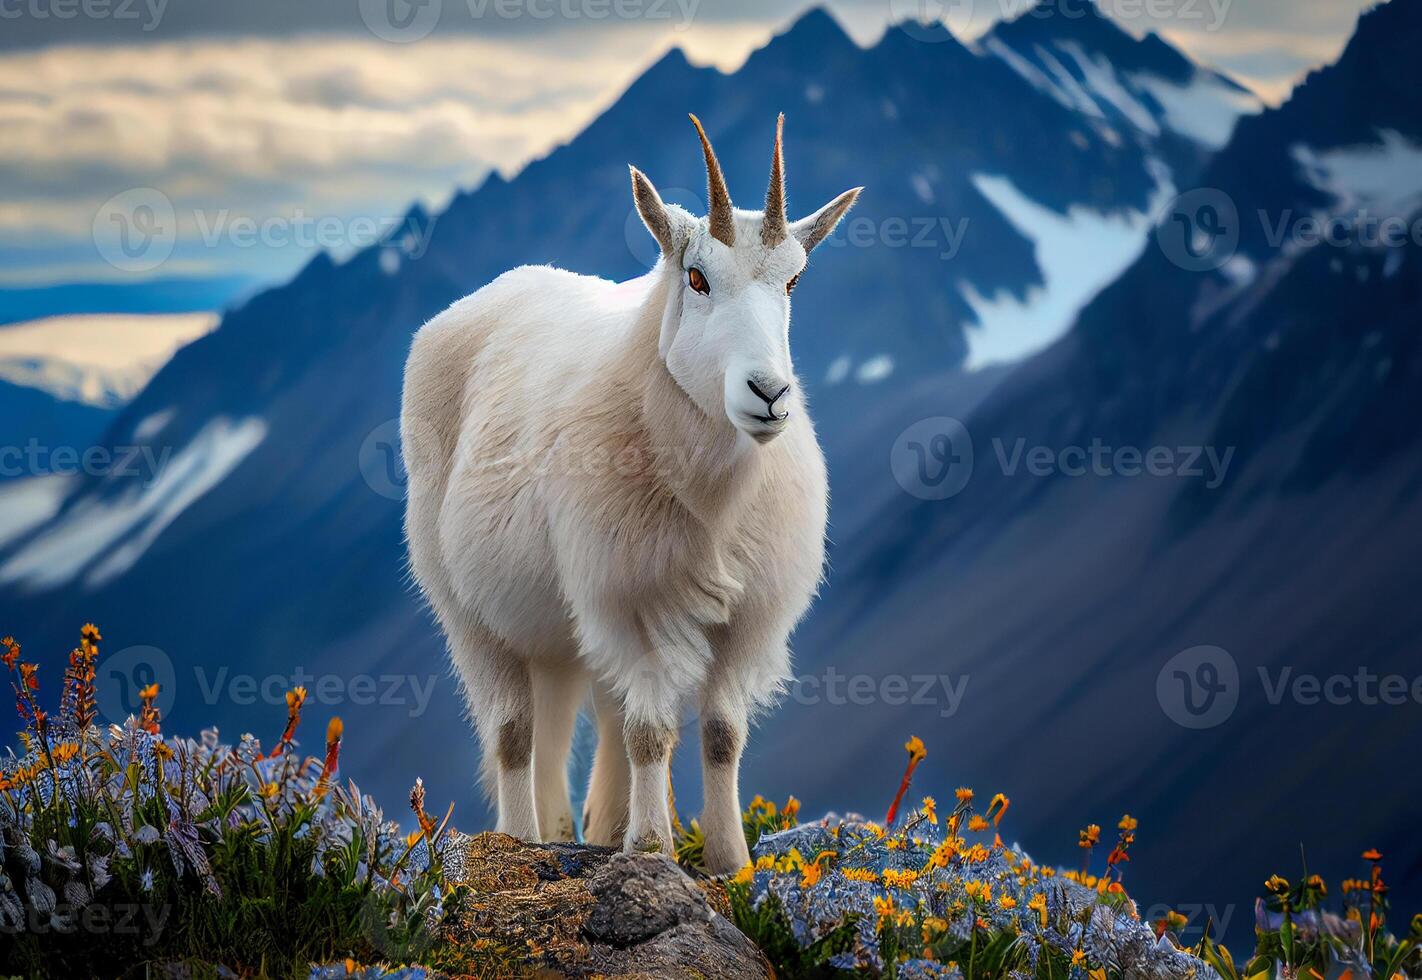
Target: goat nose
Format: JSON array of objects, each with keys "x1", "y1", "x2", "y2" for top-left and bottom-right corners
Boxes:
[{"x1": 746, "y1": 376, "x2": 791, "y2": 419}]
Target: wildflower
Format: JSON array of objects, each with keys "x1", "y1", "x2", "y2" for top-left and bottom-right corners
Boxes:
[
  {"x1": 965, "y1": 881, "x2": 991, "y2": 903},
  {"x1": 1265, "y1": 875, "x2": 1290, "y2": 896},
  {"x1": 1118, "y1": 814, "x2": 1138, "y2": 833},
  {"x1": 1362, "y1": 848, "x2": 1383, "y2": 862},
  {"x1": 0, "y1": 636, "x2": 18, "y2": 669},
  {"x1": 968, "y1": 815, "x2": 990, "y2": 833},
  {"x1": 260, "y1": 781, "x2": 279, "y2": 799},
  {"x1": 732, "y1": 863, "x2": 755, "y2": 885},
  {"x1": 51, "y1": 742, "x2": 80, "y2": 764},
  {"x1": 1079, "y1": 825, "x2": 1101, "y2": 848},
  {"x1": 955, "y1": 787, "x2": 974, "y2": 805},
  {"x1": 138, "y1": 683, "x2": 162, "y2": 734},
  {"x1": 986, "y1": 792, "x2": 1010, "y2": 827},
  {"x1": 140, "y1": 868, "x2": 154, "y2": 892},
  {"x1": 885, "y1": 735, "x2": 927, "y2": 826},
  {"x1": 1028, "y1": 892, "x2": 1047, "y2": 928},
  {"x1": 883, "y1": 868, "x2": 918, "y2": 889},
  {"x1": 921, "y1": 795, "x2": 938, "y2": 823},
  {"x1": 873, "y1": 895, "x2": 896, "y2": 921},
  {"x1": 926, "y1": 839, "x2": 956, "y2": 870},
  {"x1": 1072, "y1": 950, "x2": 1087, "y2": 967},
  {"x1": 999, "y1": 895, "x2": 1017, "y2": 910},
  {"x1": 316, "y1": 716, "x2": 342, "y2": 795},
  {"x1": 782, "y1": 796, "x2": 801, "y2": 824},
  {"x1": 843, "y1": 868, "x2": 878, "y2": 882},
  {"x1": 268, "y1": 686, "x2": 306, "y2": 756},
  {"x1": 801, "y1": 861, "x2": 823, "y2": 888},
  {"x1": 410, "y1": 776, "x2": 436, "y2": 837}
]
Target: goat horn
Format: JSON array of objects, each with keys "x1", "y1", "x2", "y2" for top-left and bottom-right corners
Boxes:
[
  {"x1": 689, "y1": 113, "x2": 736, "y2": 247},
  {"x1": 762, "y1": 113, "x2": 789, "y2": 248}
]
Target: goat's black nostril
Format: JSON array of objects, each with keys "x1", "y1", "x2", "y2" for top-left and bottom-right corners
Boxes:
[
  {"x1": 747, "y1": 378, "x2": 791, "y2": 408},
  {"x1": 747, "y1": 378, "x2": 791, "y2": 424}
]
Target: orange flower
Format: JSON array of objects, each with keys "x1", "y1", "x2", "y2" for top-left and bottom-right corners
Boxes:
[
  {"x1": 139, "y1": 683, "x2": 160, "y2": 701},
  {"x1": 1362, "y1": 849, "x2": 1383, "y2": 862},
  {"x1": 884, "y1": 735, "x2": 927, "y2": 826}
]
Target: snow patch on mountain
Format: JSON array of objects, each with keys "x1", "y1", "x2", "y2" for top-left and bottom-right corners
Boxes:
[
  {"x1": 0, "y1": 312, "x2": 219, "y2": 408},
  {"x1": 1132, "y1": 72, "x2": 1260, "y2": 150},
  {"x1": 0, "y1": 416, "x2": 265, "y2": 590},
  {"x1": 0, "y1": 475, "x2": 71, "y2": 550},
  {"x1": 1056, "y1": 41, "x2": 1159, "y2": 135},
  {"x1": 961, "y1": 165, "x2": 1176, "y2": 370},
  {"x1": 1292, "y1": 130, "x2": 1422, "y2": 219}
]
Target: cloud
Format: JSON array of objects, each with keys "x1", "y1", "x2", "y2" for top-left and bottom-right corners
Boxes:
[{"x1": 0, "y1": 0, "x2": 1380, "y2": 284}]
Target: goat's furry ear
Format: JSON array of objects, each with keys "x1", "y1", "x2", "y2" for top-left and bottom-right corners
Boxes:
[
  {"x1": 792, "y1": 187, "x2": 863, "y2": 253},
  {"x1": 630, "y1": 165, "x2": 685, "y2": 257}
]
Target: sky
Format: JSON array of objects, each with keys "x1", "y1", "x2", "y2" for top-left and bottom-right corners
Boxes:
[{"x1": 0, "y1": 0, "x2": 1381, "y2": 288}]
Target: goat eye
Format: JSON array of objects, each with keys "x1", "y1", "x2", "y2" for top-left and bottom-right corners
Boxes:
[
  {"x1": 687, "y1": 267, "x2": 709, "y2": 295},
  {"x1": 786, "y1": 272, "x2": 801, "y2": 295}
]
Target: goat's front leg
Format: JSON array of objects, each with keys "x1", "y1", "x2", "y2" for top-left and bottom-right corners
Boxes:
[
  {"x1": 622, "y1": 710, "x2": 678, "y2": 856},
  {"x1": 699, "y1": 689, "x2": 752, "y2": 875}
]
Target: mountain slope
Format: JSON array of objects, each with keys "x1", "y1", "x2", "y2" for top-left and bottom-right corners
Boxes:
[{"x1": 777, "y1": 0, "x2": 1422, "y2": 942}]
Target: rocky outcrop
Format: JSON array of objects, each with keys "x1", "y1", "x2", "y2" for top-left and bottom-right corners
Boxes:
[{"x1": 440, "y1": 833, "x2": 770, "y2": 979}]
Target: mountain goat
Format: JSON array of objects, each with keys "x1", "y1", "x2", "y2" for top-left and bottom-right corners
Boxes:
[{"x1": 401, "y1": 114, "x2": 860, "y2": 873}]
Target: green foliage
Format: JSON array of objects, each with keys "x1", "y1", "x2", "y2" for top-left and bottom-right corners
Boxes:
[
  {"x1": 725, "y1": 878, "x2": 859, "y2": 980},
  {"x1": 0, "y1": 626, "x2": 461, "y2": 979}
]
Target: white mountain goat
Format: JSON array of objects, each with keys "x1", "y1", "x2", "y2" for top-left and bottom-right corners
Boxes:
[{"x1": 401, "y1": 114, "x2": 860, "y2": 873}]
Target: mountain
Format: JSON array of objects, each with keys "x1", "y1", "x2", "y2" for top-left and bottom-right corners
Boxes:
[
  {"x1": 774, "y1": 0, "x2": 1422, "y2": 942},
  {"x1": 0, "y1": 275, "x2": 255, "y2": 327},
  {"x1": 0, "y1": 378, "x2": 114, "y2": 480},
  {"x1": 0, "y1": 1, "x2": 1303, "y2": 931}
]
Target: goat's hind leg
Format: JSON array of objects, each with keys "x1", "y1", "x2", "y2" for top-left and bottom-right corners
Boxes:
[
  {"x1": 449, "y1": 620, "x2": 538, "y2": 841},
  {"x1": 531, "y1": 661, "x2": 584, "y2": 842},
  {"x1": 582, "y1": 678, "x2": 631, "y2": 846}
]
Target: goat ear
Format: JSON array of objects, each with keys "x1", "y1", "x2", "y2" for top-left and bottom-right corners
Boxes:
[
  {"x1": 791, "y1": 187, "x2": 863, "y2": 253},
  {"x1": 630, "y1": 166, "x2": 686, "y2": 257}
]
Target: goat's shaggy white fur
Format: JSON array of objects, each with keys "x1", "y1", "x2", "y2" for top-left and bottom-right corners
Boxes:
[{"x1": 402, "y1": 116, "x2": 859, "y2": 872}]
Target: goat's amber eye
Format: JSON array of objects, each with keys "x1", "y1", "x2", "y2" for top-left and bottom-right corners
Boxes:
[
  {"x1": 786, "y1": 272, "x2": 801, "y2": 295},
  {"x1": 688, "y1": 267, "x2": 709, "y2": 295}
]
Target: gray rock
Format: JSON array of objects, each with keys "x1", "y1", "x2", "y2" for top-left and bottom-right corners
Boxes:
[
  {"x1": 443, "y1": 833, "x2": 771, "y2": 979},
  {"x1": 585, "y1": 852, "x2": 713, "y2": 946}
]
